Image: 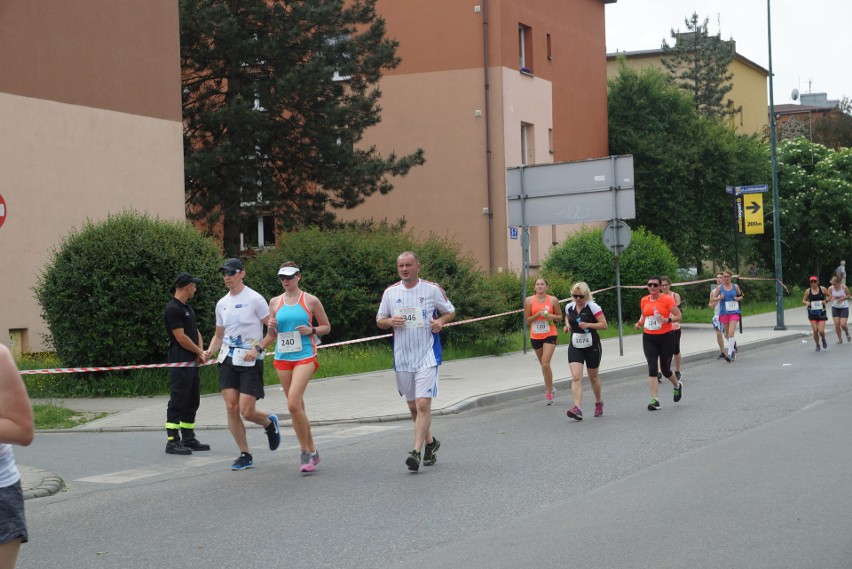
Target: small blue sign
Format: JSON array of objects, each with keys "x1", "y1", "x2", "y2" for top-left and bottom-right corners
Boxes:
[
  {"x1": 726, "y1": 184, "x2": 769, "y2": 195},
  {"x1": 509, "y1": 227, "x2": 519, "y2": 240}
]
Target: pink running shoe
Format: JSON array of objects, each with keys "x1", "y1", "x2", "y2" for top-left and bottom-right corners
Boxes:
[
  {"x1": 566, "y1": 406, "x2": 583, "y2": 421},
  {"x1": 546, "y1": 390, "x2": 555, "y2": 406},
  {"x1": 594, "y1": 401, "x2": 604, "y2": 417},
  {"x1": 300, "y1": 450, "x2": 316, "y2": 473}
]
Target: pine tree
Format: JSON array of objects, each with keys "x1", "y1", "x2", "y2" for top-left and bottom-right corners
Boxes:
[
  {"x1": 180, "y1": 0, "x2": 425, "y2": 254},
  {"x1": 661, "y1": 13, "x2": 739, "y2": 121}
]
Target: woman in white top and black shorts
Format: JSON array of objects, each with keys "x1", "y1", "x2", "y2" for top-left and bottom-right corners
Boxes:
[{"x1": 828, "y1": 275, "x2": 850, "y2": 344}]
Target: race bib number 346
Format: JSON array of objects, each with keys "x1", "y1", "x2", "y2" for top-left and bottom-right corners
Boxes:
[{"x1": 398, "y1": 307, "x2": 424, "y2": 328}]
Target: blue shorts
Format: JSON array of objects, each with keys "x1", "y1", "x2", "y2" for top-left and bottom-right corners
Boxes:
[{"x1": 0, "y1": 481, "x2": 28, "y2": 545}]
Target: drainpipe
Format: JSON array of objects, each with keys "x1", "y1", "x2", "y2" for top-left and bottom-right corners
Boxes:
[{"x1": 482, "y1": 0, "x2": 495, "y2": 273}]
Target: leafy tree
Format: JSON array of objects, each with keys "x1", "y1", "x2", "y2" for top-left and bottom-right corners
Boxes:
[
  {"x1": 662, "y1": 12, "x2": 739, "y2": 121},
  {"x1": 607, "y1": 63, "x2": 768, "y2": 268},
  {"x1": 180, "y1": 0, "x2": 425, "y2": 254},
  {"x1": 757, "y1": 139, "x2": 852, "y2": 283}
]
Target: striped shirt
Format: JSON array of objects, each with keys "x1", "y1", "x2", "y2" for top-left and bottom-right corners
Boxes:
[{"x1": 377, "y1": 279, "x2": 455, "y2": 372}]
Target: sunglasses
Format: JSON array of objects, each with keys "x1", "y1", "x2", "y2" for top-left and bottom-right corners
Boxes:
[
  {"x1": 647, "y1": 282, "x2": 660, "y2": 288},
  {"x1": 221, "y1": 269, "x2": 240, "y2": 276},
  {"x1": 572, "y1": 294, "x2": 584, "y2": 299},
  {"x1": 279, "y1": 274, "x2": 297, "y2": 281},
  {"x1": 810, "y1": 280, "x2": 818, "y2": 283}
]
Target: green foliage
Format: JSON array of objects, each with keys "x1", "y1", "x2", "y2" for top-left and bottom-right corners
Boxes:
[
  {"x1": 33, "y1": 211, "x2": 223, "y2": 368},
  {"x1": 246, "y1": 224, "x2": 516, "y2": 348},
  {"x1": 661, "y1": 12, "x2": 738, "y2": 121},
  {"x1": 608, "y1": 63, "x2": 769, "y2": 267},
  {"x1": 180, "y1": 0, "x2": 425, "y2": 254},
  {"x1": 542, "y1": 226, "x2": 679, "y2": 323},
  {"x1": 757, "y1": 139, "x2": 852, "y2": 283}
]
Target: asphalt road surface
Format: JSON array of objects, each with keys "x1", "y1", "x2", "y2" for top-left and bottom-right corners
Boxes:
[{"x1": 15, "y1": 338, "x2": 852, "y2": 569}]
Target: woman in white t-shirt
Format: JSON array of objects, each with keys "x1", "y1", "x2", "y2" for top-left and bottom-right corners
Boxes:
[{"x1": 828, "y1": 275, "x2": 850, "y2": 344}]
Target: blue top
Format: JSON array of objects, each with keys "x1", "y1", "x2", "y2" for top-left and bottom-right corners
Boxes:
[
  {"x1": 718, "y1": 285, "x2": 741, "y2": 316},
  {"x1": 273, "y1": 292, "x2": 316, "y2": 361}
]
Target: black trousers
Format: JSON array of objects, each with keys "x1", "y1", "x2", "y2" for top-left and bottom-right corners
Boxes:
[
  {"x1": 166, "y1": 346, "x2": 201, "y2": 427},
  {"x1": 642, "y1": 332, "x2": 675, "y2": 378}
]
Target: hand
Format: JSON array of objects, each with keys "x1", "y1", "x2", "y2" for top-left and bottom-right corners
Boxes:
[
  {"x1": 430, "y1": 319, "x2": 444, "y2": 333},
  {"x1": 635, "y1": 321, "x2": 642, "y2": 330},
  {"x1": 202, "y1": 349, "x2": 212, "y2": 361},
  {"x1": 242, "y1": 350, "x2": 258, "y2": 363},
  {"x1": 577, "y1": 321, "x2": 587, "y2": 331},
  {"x1": 296, "y1": 325, "x2": 312, "y2": 335}
]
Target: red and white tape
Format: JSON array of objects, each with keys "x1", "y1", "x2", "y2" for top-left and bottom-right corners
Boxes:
[{"x1": 19, "y1": 276, "x2": 789, "y2": 375}]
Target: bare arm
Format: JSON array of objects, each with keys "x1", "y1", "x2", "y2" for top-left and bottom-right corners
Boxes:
[
  {"x1": 202, "y1": 325, "x2": 226, "y2": 360},
  {"x1": 0, "y1": 345, "x2": 34, "y2": 447},
  {"x1": 171, "y1": 328, "x2": 204, "y2": 363}
]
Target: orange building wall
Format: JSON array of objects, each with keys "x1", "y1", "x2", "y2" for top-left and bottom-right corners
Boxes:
[{"x1": 338, "y1": 0, "x2": 611, "y2": 271}]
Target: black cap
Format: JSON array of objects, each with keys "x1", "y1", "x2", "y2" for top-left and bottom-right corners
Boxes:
[
  {"x1": 175, "y1": 272, "x2": 201, "y2": 288},
  {"x1": 220, "y1": 258, "x2": 245, "y2": 273}
]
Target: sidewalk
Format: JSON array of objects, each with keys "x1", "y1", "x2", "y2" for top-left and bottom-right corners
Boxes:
[{"x1": 21, "y1": 307, "x2": 811, "y2": 498}]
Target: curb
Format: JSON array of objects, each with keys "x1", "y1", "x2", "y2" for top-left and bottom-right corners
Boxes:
[{"x1": 20, "y1": 465, "x2": 65, "y2": 500}]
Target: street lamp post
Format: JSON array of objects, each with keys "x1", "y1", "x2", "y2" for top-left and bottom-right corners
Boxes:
[{"x1": 767, "y1": 0, "x2": 786, "y2": 330}]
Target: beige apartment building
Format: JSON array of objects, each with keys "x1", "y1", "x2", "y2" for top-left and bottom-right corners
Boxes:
[
  {"x1": 336, "y1": 0, "x2": 615, "y2": 272},
  {"x1": 0, "y1": 1, "x2": 185, "y2": 352},
  {"x1": 606, "y1": 47, "x2": 769, "y2": 136}
]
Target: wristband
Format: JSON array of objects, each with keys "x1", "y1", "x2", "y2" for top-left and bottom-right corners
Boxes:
[
  {"x1": 254, "y1": 344, "x2": 264, "y2": 353},
  {"x1": 312, "y1": 327, "x2": 317, "y2": 335}
]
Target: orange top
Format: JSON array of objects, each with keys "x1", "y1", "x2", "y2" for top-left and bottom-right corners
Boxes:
[
  {"x1": 529, "y1": 296, "x2": 557, "y2": 340},
  {"x1": 640, "y1": 294, "x2": 676, "y2": 335}
]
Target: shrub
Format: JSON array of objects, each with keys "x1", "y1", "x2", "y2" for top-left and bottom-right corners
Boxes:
[
  {"x1": 248, "y1": 224, "x2": 514, "y2": 349},
  {"x1": 34, "y1": 210, "x2": 223, "y2": 368},
  {"x1": 542, "y1": 226, "x2": 679, "y2": 323}
]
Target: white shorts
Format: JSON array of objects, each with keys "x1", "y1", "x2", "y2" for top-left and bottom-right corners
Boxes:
[
  {"x1": 712, "y1": 315, "x2": 724, "y2": 332},
  {"x1": 396, "y1": 367, "x2": 439, "y2": 401}
]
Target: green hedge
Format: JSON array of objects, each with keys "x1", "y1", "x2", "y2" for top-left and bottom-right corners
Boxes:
[
  {"x1": 542, "y1": 226, "x2": 679, "y2": 323},
  {"x1": 34, "y1": 211, "x2": 222, "y2": 367}
]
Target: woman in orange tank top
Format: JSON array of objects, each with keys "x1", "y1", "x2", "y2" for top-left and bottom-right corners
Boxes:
[{"x1": 524, "y1": 278, "x2": 563, "y2": 405}]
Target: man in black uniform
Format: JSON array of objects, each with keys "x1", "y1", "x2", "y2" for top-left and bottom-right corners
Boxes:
[{"x1": 163, "y1": 272, "x2": 210, "y2": 455}]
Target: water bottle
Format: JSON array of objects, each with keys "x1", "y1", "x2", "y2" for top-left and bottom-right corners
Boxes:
[{"x1": 576, "y1": 316, "x2": 590, "y2": 333}]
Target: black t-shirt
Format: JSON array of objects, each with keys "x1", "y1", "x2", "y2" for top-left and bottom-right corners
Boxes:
[{"x1": 164, "y1": 298, "x2": 199, "y2": 362}]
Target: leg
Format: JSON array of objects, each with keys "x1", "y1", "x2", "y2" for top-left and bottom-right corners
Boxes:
[
  {"x1": 643, "y1": 334, "x2": 660, "y2": 401},
  {"x1": 810, "y1": 320, "x2": 819, "y2": 344},
  {"x1": 716, "y1": 329, "x2": 725, "y2": 353},
  {"x1": 0, "y1": 538, "x2": 22, "y2": 569},
  {"x1": 588, "y1": 367, "x2": 602, "y2": 402},
  {"x1": 411, "y1": 397, "x2": 433, "y2": 452},
  {"x1": 569, "y1": 361, "x2": 585, "y2": 408},
  {"x1": 834, "y1": 316, "x2": 842, "y2": 341},
  {"x1": 221, "y1": 388, "x2": 250, "y2": 453},
  {"x1": 725, "y1": 321, "x2": 738, "y2": 357},
  {"x1": 538, "y1": 341, "x2": 556, "y2": 394},
  {"x1": 278, "y1": 363, "x2": 315, "y2": 452},
  {"x1": 842, "y1": 316, "x2": 850, "y2": 340}
]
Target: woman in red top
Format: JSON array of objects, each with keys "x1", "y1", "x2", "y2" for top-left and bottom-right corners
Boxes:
[
  {"x1": 524, "y1": 278, "x2": 563, "y2": 405},
  {"x1": 635, "y1": 276, "x2": 683, "y2": 411}
]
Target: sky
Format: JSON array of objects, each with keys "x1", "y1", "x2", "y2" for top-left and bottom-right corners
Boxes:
[{"x1": 605, "y1": 0, "x2": 851, "y2": 105}]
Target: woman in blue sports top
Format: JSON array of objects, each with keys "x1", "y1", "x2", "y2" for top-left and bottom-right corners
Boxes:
[
  {"x1": 711, "y1": 271, "x2": 743, "y2": 362},
  {"x1": 803, "y1": 276, "x2": 829, "y2": 351},
  {"x1": 263, "y1": 262, "x2": 331, "y2": 474}
]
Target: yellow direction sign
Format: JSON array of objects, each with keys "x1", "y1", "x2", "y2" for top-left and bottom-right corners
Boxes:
[{"x1": 743, "y1": 193, "x2": 764, "y2": 234}]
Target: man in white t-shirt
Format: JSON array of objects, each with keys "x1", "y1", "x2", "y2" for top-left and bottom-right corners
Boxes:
[
  {"x1": 377, "y1": 251, "x2": 455, "y2": 472},
  {"x1": 203, "y1": 258, "x2": 279, "y2": 471},
  {"x1": 836, "y1": 260, "x2": 846, "y2": 285}
]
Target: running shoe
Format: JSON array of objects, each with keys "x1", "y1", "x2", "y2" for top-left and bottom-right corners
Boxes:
[
  {"x1": 423, "y1": 438, "x2": 440, "y2": 466},
  {"x1": 822, "y1": 338, "x2": 828, "y2": 349},
  {"x1": 673, "y1": 381, "x2": 683, "y2": 403},
  {"x1": 566, "y1": 406, "x2": 583, "y2": 421},
  {"x1": 724, "y1": 354, "x2": 732, "y2": 362},
  {"x1": 300, "y1": 450, "x2": 315, "y2": 473},
  {"x1": 647, "y1": 399, "x2": 660, "y2": 411},
  {"x1": 406, "y1": 450, "x2": 421, "y2": 472},
  {"x1": 657, "y1": 372, "x2": 662, "y2": 383},
  {"x1": 734, "y1": 341, "x2": 738, "y2": 353},
  {"x1": 311, "y1": 450, "x2": 321, "y2": 467},
  {"x1": 231, "y1": 452, "x2": 254, "y2": 471},
  {"x1": 717, "y1": 352, "x2": 726, "y2": 360},
  {"x1": 675, "y1": 371, "x2": 682, "y2": 381},
  {"x1": 546, "y1": 389, "x2": 555, "y2": 406},
  {"x1": 846, "y1": 333, "x2": 850, "y2": 342},
  {"x1": 594, "y1": 401, "x2": 604, "y2": 417},
  {"x1": 265, "y1": 414, "x2": 281, "y2": 451},
  {"x1": 816, "y1": 344, "x2": 821, "y2": 352}
]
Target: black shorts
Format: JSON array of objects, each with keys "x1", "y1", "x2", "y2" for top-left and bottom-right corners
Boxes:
[
  {"x1": 0, "y1": 480, "x2": 28, "y2": 545},
  {"x1": 567, "y1": 343, "x2": 602, "y2": 369},
  {"x1": 530, "y1": 336, "x2": 557, "y2": 350},
  {"x1": 832, "y1": 306, "x2": 849, "y2": 319},
  {"x1": 672, "y1": 328, "x2": 682, "y2": 356},
  {"x1": 218, "y1": 357, "x2": 265, "y2": 400}
]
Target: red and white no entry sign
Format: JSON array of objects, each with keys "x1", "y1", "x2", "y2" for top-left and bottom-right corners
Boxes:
[{"x1": 0, "y1": 193, "x2": 6, "y2": 229}]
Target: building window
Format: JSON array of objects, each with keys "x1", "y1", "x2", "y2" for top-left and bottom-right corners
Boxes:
[
  {"x1": 521, "y1": 122, "x2": 534, "y2": 165},
  {"x1": 518, "y1": 24, "x2": 533, "y2": 74}
]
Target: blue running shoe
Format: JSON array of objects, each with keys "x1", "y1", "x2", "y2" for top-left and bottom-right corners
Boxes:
[
  {"x1": 266, "y1": 414, "x2": 281, "y2": 451},
  {"x1": 231, "y1": 452, "x2": 253, "y2": 471}
]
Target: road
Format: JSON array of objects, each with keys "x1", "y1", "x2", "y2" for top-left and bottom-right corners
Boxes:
[{"x1": 15, "y1": 339, "x2": 852, "y2": 569}]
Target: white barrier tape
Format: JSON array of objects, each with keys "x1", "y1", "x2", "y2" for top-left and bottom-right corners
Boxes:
[{"x1": 20, "y1": 276, "x2": 790, "y2": 375}]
